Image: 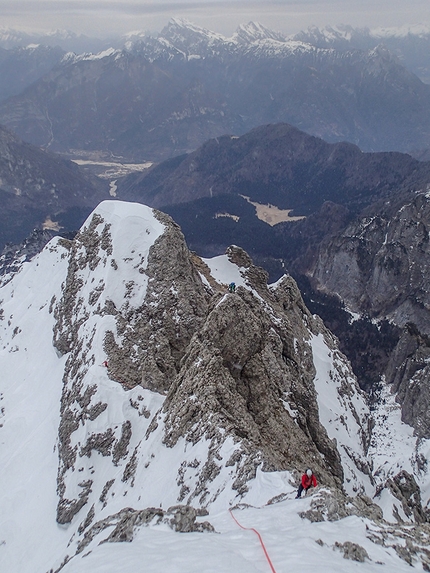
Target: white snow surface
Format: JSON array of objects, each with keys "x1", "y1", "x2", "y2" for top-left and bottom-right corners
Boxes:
[
  {"x1": 0, "y1": 238, "x2": 69, "y2": 573},
  {"x1": 310, "y1": 332, "x2": 373, "y2": 496},
  {"x1": 59, "y1": 496, "x2": 416, "y2": 573},
  {"x1": 202, "y1": 252, "x2": 248, "y2": 289},
  {"x1": 0, "y1": 200, "x2": 428, "y2": 572},
  {"x1": 369, "y1": 384, "x2": 430, "y2": 520}
]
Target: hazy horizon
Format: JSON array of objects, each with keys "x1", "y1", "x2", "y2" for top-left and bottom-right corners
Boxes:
[{"x1": 0, "y1": 0, "x2": 429, "y2": 39}]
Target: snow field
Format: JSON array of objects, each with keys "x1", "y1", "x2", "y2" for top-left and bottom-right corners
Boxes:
[
  {"x1": 60, "y1": 496, "x2": 418, "y2": 573},
  {"x1": 0, "y1": 239, "x2": 71, "y2": 573}
]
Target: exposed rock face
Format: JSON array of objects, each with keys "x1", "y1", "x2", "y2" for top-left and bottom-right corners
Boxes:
[
  {"x1": 163, "y1": 274, "x2": 344, "y2": 494},
  {"x1": 50, "y1": 200, "x2": 371, "y2": 532},
  {"x1": 380, "y1": 471, "x2": 429, "y2": 525},
  {"x1": 77, "y1": 505, "x2": 213, "y2": 554},
  {"x1": 299, "y1": 487, "x2": 383, "y2": 523},
  {"x1": 308, "y1": 486, "x2": 430, "y2": 569},
  {"x1": 306, "y1": 190, "x2": 430, "y2": 437},
  {"x1": 103, "y1": 210, "x2": 209, "y2": 393},
  {"x1": 333, "y1": 541, "x2": 369, "y2": 562},
  {"x1": 310, "y1": 191, "x2": 430, "y2": 334},
  {"x1": 384, "y1": 325, "x2": 430, "y2": 439}
]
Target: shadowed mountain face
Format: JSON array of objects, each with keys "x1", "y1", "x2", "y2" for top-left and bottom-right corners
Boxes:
[
  {"x1": 118, "y1": 123, "x2": 430, "y2": 292},
  {"x1": 0, "y1": 124, "x2": 107, "y2": 250},
  {"x1": 118, "y1": 123, "x2": 430, "y2": 214},
  {"x1": 1, "y1": 20, "x2": 430, "y2": 160}
]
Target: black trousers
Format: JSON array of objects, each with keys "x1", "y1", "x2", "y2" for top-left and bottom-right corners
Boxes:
[{"x1": 296, "y1": 483, "x2": 312, "y2": 497}]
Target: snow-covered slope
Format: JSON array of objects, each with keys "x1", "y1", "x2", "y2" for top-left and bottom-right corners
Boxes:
[
  {"x1": 0, "y1": 200, "x2": 429, "y2": 572},
  {"x1": 0, "y1": 237, "x2": 70, "y2": 572}
]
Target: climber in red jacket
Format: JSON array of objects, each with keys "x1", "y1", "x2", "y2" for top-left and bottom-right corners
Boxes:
[{"x1": 296, "y1": 469, "x2": 317, "y2": 498}]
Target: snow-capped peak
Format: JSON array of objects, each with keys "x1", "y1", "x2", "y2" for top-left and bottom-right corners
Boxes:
[
  {"x1": 61, "y1": 46, "x2": 120, "y2": 64},
  {"x1": 161, "y1": 17, "x2": 227, "y2": 46},
  {"x1": 232, "y1": 21, "x2": 286, "y2": 44}
]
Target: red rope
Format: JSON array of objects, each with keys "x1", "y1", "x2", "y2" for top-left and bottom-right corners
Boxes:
[{"x1": 229, "y1": 509, "x2": 278, "y2": 573}]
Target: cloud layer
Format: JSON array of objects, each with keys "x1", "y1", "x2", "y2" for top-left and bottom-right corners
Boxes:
[{"x1": 0, "y1": 0, "x2": 428, "y2": 37}]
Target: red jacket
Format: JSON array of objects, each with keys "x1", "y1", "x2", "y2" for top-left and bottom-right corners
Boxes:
[{"x1": 302, "y1": 473, "x2": 317, "y2": 489}]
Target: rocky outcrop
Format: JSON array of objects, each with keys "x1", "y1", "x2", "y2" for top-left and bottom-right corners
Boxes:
[
  {"x1": 48, "y1": 201, "x2": 373, "y2": 551},
  {"x1": 377, "y1": 471, "x2": 429, "y2": 524},
  {"x1": 306, "y1": 189, "x2": 430, "y2": 438},
  {"x1": 103, "y1": 210, "x2": 209, "y2": 393},
  {"x1": 162, "y1": 274, "x2": 344, "y2": 498},
  {"x1": 301, "y1": 483, "x2": 430, "y2": 568},
  {"x1": 46, "y1": 504, "x2": 215, "y2": 571},
  {"x1": 299, "y1": 487, "x2": 383, "y2": 523},
  {"x1": 77, "y1": 505, "x2": 214, "y2": 554},
  {"x1": 384, "y1": 325, "x2": 430, "y2": 439},
  {"x1": 157, "y1": 243, "x2": 374, "y2": 503},
  {"x1": 333, "y1": 541, "x2": 370, "y2": 562}
]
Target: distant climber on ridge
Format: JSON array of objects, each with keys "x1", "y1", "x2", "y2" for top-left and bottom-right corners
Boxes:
[
  {"x1": 296, "y1": 469, "x2": 317, "y2": 498},
  {"x1": 228, "y1": 282, "x2": 236, "y2": 293}
]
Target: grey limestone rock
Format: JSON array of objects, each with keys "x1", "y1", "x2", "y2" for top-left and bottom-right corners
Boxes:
[
  {"x1": 334, "y1": 541, "x2": 370, "y2": 562},
  {"x1": 76, "y1": 505, "x2": 214, "y2": 555},
  {"x1": 309, "y1": 190, "x2": 430, "y2": 441},
  {"x1": 166, "y1": 504, "x2": 214, "y2": 533},
  {"x1": 385, "y1": 325, "x2": 430, "y2": 439},
  {"x1": 112, "y1": 421, "x2": 132, "y2": 465},
  {"x1": 103, "y1": 210, "x2": 209, "y2": 393},
  {"x1": 57, "y1": 480, "x2": 93, "y2": 525},
  {"x1": 378, "y1": 470, "x2": 428, "y2": 524},
  {"x1": 299, "y1": 487, "x2": 383, "y2": 523},
  {"x1": 310, "y1": 192, "x2": 430, "y2": 334},
  {"x1": 161, "y1": 254, "x2": 364, "y2": 503}
]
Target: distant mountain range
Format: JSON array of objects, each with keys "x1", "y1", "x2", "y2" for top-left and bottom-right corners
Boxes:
[
  {"x1": 118, "y1": 122, "x2": 430, "y2": 214},
  {"x1": 1, "y1": 19, "x2": 430, "y2": 161},
  {"x1": 1, "y1": 22, "x2": 429, "y2": 83},
  {"x1": 292, "y1": 24, "x2": 430, "y2": 84},
  {"x1": 0, "y1": 27, "x2": 110, "y2": 53}
]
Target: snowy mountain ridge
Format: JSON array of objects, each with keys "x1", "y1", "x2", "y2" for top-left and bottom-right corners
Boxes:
[
  {"x1": 2, "y1": 17, "x2": 430, "y2": 161},
  {"x1": 127, "y1": 18, "x2": 324, "y2": 61},
  {"x1": 1, "y1": 200, "x2": 430, "y2": 572}
]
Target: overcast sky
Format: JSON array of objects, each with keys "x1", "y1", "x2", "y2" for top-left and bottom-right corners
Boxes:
[{"x1": 1, "y1": 0, "x2": 429, "y2": 38}]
